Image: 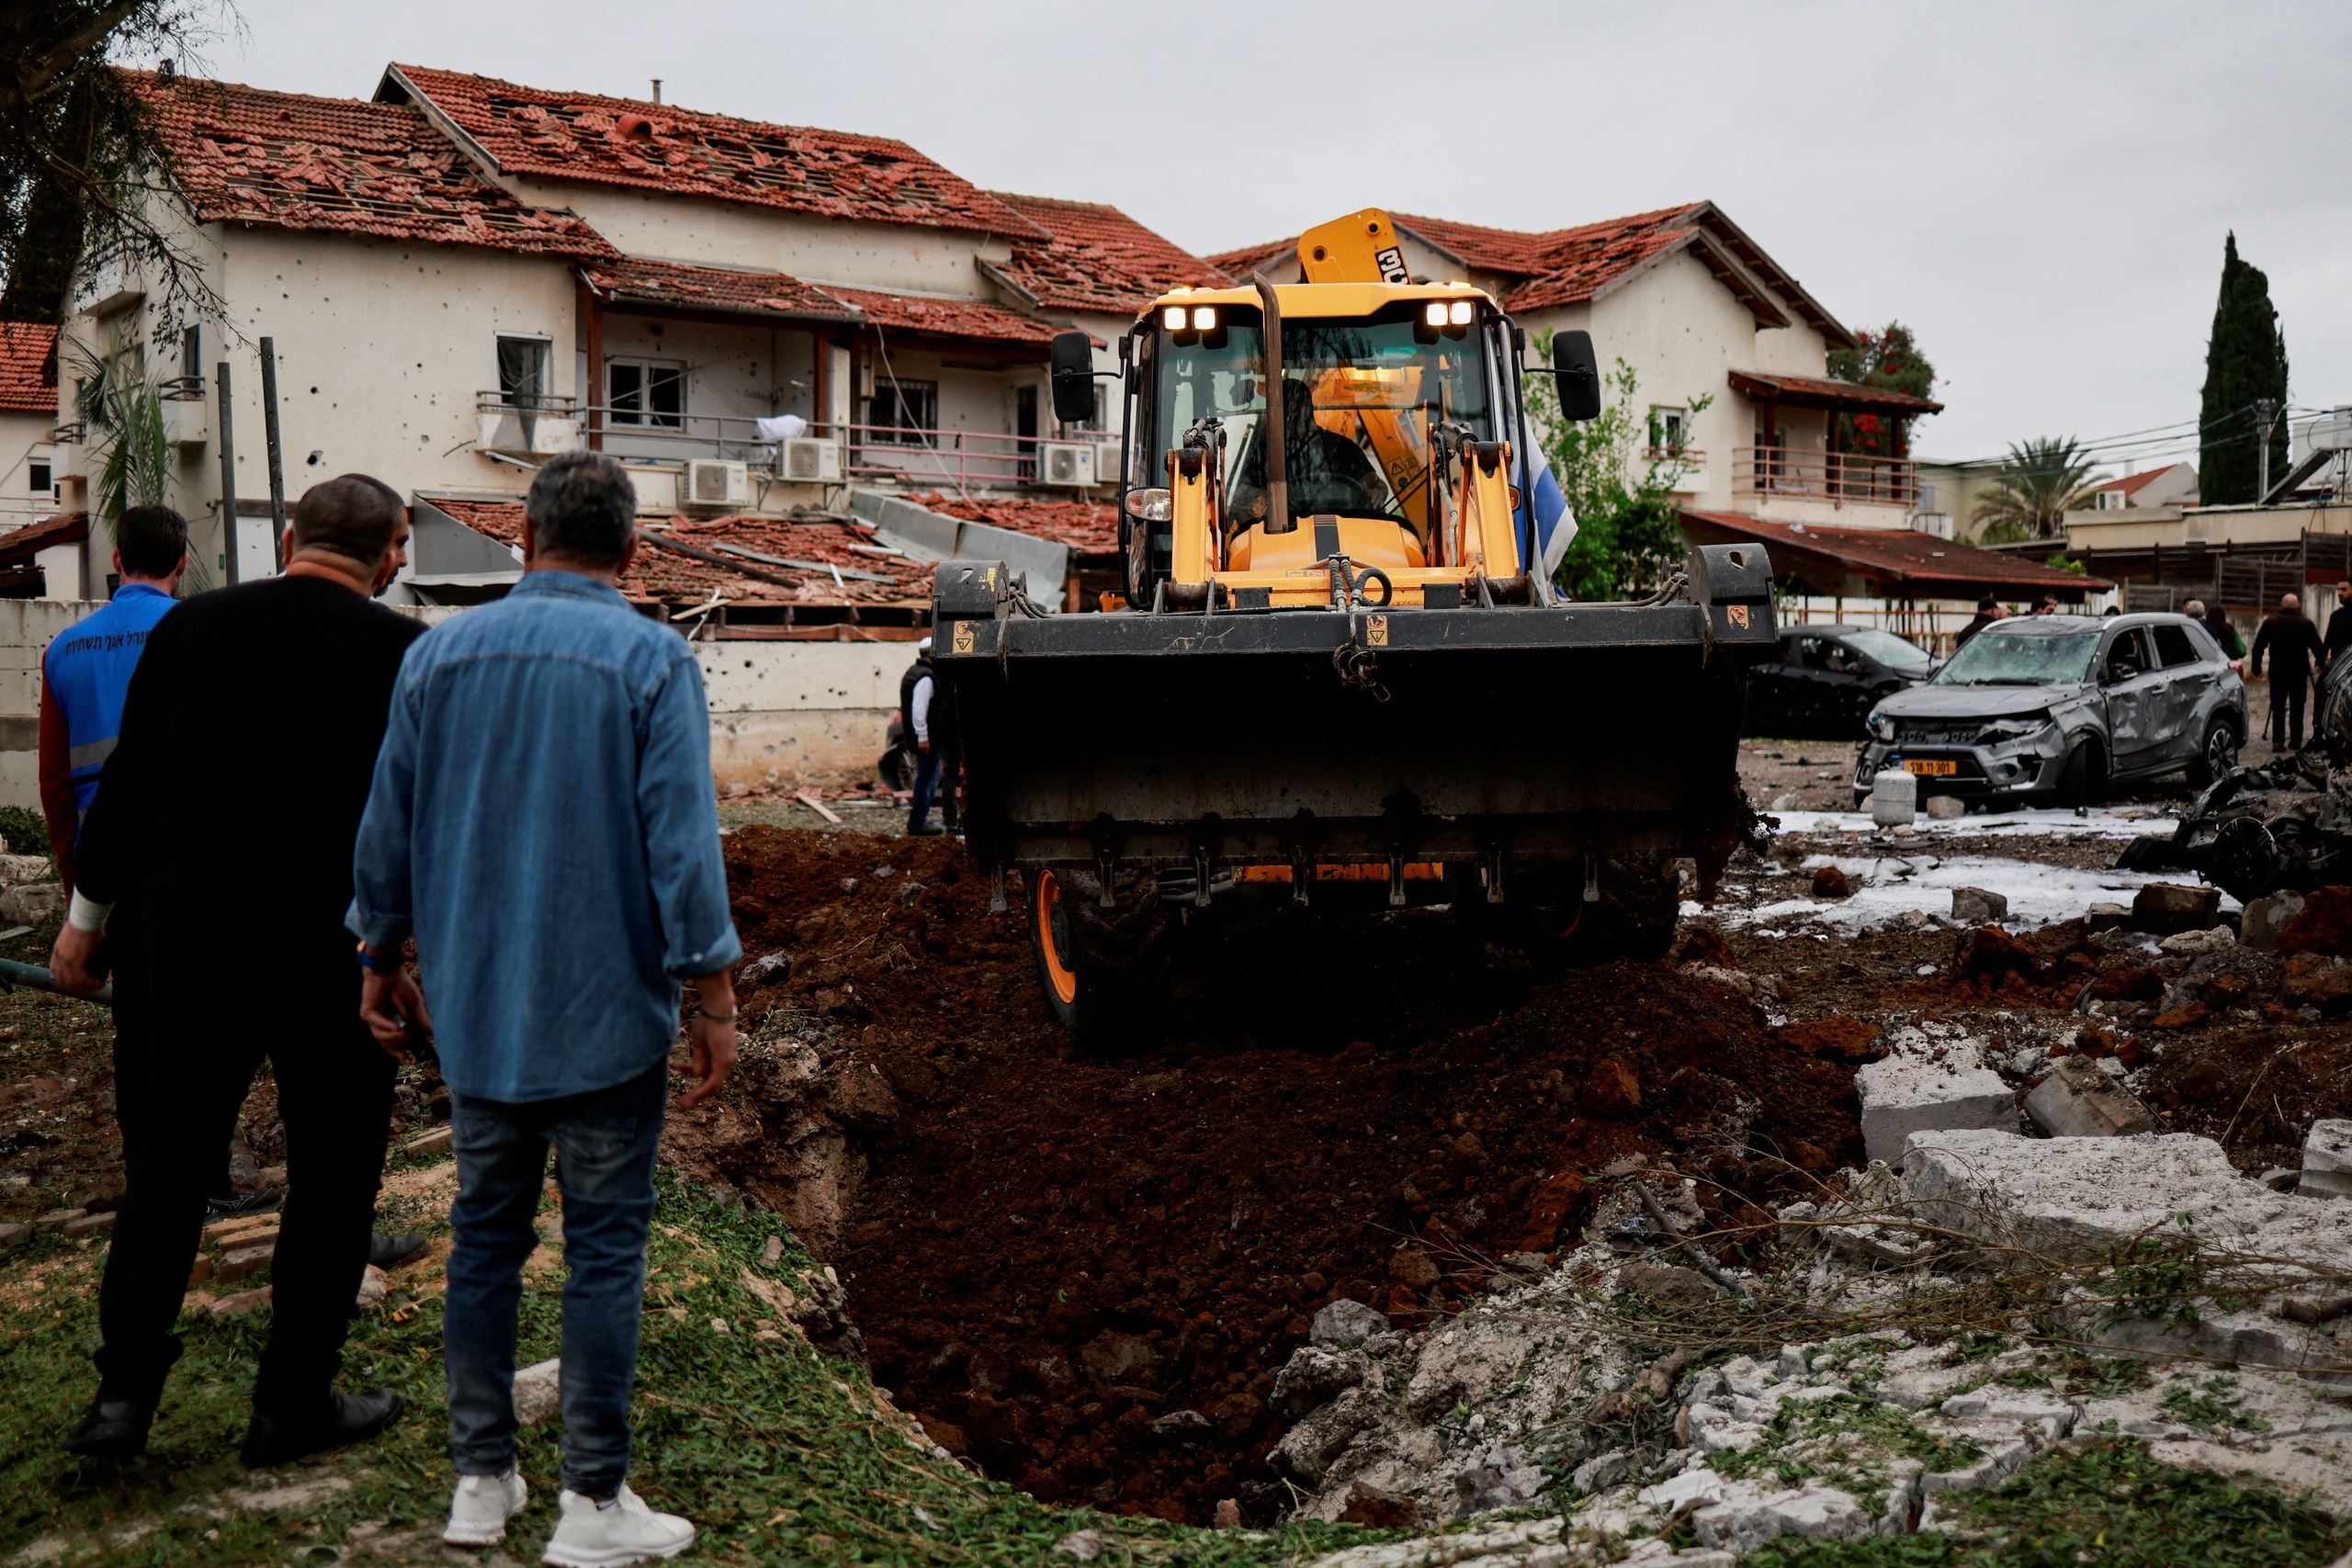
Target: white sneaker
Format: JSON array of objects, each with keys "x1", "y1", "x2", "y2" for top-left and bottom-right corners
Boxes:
[
  {"x1": 541, "y1": 1483, "x2": 696, "y2": 1566},
  {"x1": 443, "y1": 1470, "x2": 528, "y2": 1546}
]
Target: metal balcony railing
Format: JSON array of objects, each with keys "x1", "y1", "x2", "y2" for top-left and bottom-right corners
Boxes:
[
  {"x1": 1734, "y1": 446, "x2": 1918, "y2": 507},
  {"x1": 0, "y1": 499, "x2": 61, "y2": 530},
  {"x1": 536, "y1": 402, "x2": 1111, "y2": 489}
]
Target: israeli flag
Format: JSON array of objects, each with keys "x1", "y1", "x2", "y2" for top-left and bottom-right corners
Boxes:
[{"x1": 1516, "y1": 416, "x2": 1575, "y2": 578}]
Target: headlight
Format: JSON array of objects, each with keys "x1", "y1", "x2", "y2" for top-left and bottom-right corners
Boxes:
[
  {"x1": 1447, "y1": 299, "x2": 1475, "y2": 326},
  {"x1": 1191, "y1": 306, "x2": 1217, "y2": 332},
  {"x1": 1868, "y1": 712, "x2": 1897, "y2": 741},
  {"x1": 1977, "y1": 716, "x2": 2053, "y2": 745},
  {"x1": 1424, "y1": 301, "x2": 1448, "y2": 328},
  {"x1": 1161, "y1": 306, "x2": 1187, "y2": 332}
]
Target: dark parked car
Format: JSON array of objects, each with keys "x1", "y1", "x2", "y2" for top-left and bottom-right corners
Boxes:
[
  {"x1": 1854, "y1": 613, "x2": 2247, "y2": 808},
  {"x1": 1744, "y1": 626, "x2": 1937, "y2": 739}
]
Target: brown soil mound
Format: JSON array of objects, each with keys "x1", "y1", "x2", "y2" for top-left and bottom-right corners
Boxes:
[{"x1": 678, "y1": 826, "x2": 1863, "y2": 1524}]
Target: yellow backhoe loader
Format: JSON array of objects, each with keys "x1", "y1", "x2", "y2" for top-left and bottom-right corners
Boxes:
[{"x1": 930, "y1": 210, "x2": 1775, "y2": 1033}]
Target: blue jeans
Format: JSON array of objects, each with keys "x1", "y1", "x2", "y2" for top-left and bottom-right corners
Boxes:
[
  {"x1": 909, "y1": 746, "x2": 939, "y2": 828},
  {"x1": 445, "y1": 1064, "x2": 664, "y2": 1498}
]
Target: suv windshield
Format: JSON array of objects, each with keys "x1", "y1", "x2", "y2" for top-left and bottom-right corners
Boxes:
[
  {"x1": 1931, "y1": 627, "x2": 2100, "y2": 686},
  {"x1": 1146, "y1": 307, "x2": 1494, "y2": 536},
  {"x1": 1840, "y1": 628, "x2": 1933, "y2": 673}
]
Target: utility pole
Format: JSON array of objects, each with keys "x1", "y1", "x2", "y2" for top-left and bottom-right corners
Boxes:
[
  {"x1": 2256, "y1": 398, "x2": 2279, "y2": 502},
  {"x1": 216, "y1": 360, "x2": 239, "y2": 586}
]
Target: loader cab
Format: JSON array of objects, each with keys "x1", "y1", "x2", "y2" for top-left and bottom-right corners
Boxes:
[{"x1": 1118, "y1": 287, "x2": 1519, "y2": 608}]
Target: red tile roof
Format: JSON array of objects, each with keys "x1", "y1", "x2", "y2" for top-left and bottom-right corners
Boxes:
[
  {"x1": 909, "y1": 491, "x2": 1117, "y2": 556},
  {"x1": 2096, "y1": 464, "x2": 2189, "y2": 498},
  {"x1": 134, "y1": 73, "x2": 612, "y2": 257},
  {"x1": 428, "y1": 499, "x2": 933, "y2": 605},
  {"x1": 0, "y1": 323, "x2": 57, "y2": 415},
  {"x1": 987, "y1": 193, "x2": 1228, "y2": 315},
  {"x1": 384, "y1": 65, "x2": 1042, "y2": 240},
  {"x1": 1680, "y1": 512, "x2": 2110, "y2": 596},
  {"x1": 1727, "y1": 369, "x2": 1944, "y2": 414},
  {"x1": 0, "y1": 510, "x2": 88, "y2": 560},
  {"x1": 823, "y1": 287, "x2": 1067, "y2": 347},
  {"x1": 578, "y1": 255, "x2": 858, "y2": 324},
  {"x1": 1206, "y1": 203, "x2": 1851, "y2": 344}
]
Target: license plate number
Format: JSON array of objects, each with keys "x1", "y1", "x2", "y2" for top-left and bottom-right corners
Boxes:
[{"x1": 1904, "y1": 759, "x2": 1958, "y2": 776}]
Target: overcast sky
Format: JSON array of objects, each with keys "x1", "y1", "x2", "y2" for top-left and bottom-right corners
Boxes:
[{"x1": 181, "y1": 0, "x2": 2350, "y2": 466}]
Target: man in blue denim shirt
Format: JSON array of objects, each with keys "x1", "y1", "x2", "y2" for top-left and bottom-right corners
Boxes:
[{"x1": 348, "y1": 452, "x2": 740, "y2": 1564}]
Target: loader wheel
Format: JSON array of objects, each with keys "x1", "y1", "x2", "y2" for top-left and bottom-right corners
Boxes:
[
  {"x1": 1030, "y1": 870, "x2": 1090, "y2": 1029},
  {"x1": 1498, "y1": 856, "x2": 1680, "y2": 967},
  {"x1": 1027, "y1": 869, "x2": 1168, "y2": 1043}
]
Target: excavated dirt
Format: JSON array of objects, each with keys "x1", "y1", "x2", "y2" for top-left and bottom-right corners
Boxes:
[{"x1": 676, "y1": 826, "x2": 1872, "y2": 1524}]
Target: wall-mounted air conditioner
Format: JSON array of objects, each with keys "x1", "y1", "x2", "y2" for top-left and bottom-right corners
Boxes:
[
  {"x1": 778, "y1": 437, "x2": 842, "y2": 483},
  {"x1": 1038, "y1": 442, "x2": 1096, "y2": 488},
  {"x1": 1091, "y1": 439, "x2": 1125, "y2": 484},
  {"x1": 684, "y1": 459, "x2": 752, "y2": 511}
]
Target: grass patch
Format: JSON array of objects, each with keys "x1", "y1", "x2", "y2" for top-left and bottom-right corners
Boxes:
[
  {"x1": 0, "y1": 1171, "x2": 1374, "y2": 1565},
  {"x1": 1741, "y1": 1438, "x2": 2347, "y2": 1568},
  {"x1": 1711, "y1": 1393, "x2": 1984, "y2": 1516},
  {"x1": 1993, "y1": 1348, "x2": 2153, "y2": 1401}
]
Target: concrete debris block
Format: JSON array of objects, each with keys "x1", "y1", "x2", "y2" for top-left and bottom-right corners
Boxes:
[
  {"x1": 1824, "y1": 1223, "x2": 1934, "y2": 1269},
  {"x1": 61, "y1": 1210, "x2": 116, "y2": 1237},
  {"x1": 208, "y1": 1286, "x2": 271, "y2": 1317},
  {"x1": 2086, "y1": 902, "x2": 2131, "y2": 932},
  {"x1": 1272, "y1": 1386, "x2": 1388, "y2": 1485},
  {"x1": 1950, "y1": 886, "x2": 2007, "y2": 924},
  {"x1": 2160, "y1": 925, "x2": 2235, "y2": 956},
  {"x1": 402, "y1": 1125, "x2": 455, "y2": 1159},
  {"x1": 215, "y1": 1242, "x2": 277, "y2": 1284},
  {"x1": 1450, "y1": 1449, "x2": 1546, "y2": 1516},
  {"x1": 1570, "y1": 1449, "x2": 1635, "y2": 1495},
  {"x1": 1690, "y1": 1481, "x2": 1877, "y2": 1555},
  {"x1": 1935, "y1": 1390, "x2": 2075, "y2": 1441},
  {"x1": 0, "y1": 1222, "x2": 30, "y2": 1249},
  {"x1": 1690, "y1": 1414, "x2": 1768, "y2": 1455},
  {"x1": 513, "y1": 1357, "x2": 562, "y2": 1426},
  {"x1": 1636, "y1": 1468, "x2": 1725, "y2": 1513},
  {"x1": 2242, "y1": 890, "x2": 2306, "y2": 951},
  {"x1": 354, "y1": 1264, "x2": 389, "y2": 1311},
  {"x1": 1925, "y1": 795, "x2": 1968, "y2": 820},
  {"x1": 1332, "y1": 1483, "x2": 1424, "y2": 1530},
  {"x1": 2023, "y1": 1056, "x2": 2156, "y2": 1139},
  {"x1": 0, "y1": 882, "x2": 63, "y2": 924},
  {"x1": 2132, "y1": 882, "x2": 2220, "y2": 934},
  {"x1": 741, "y1": 949, "x2": 793, "y2": 985},
  {"x1": 0, "y1": 853, "x2": 51, "y2": 887},
  {"x1": 1855, "y1": 1052, "x2": 2016, "y2": 1167},
  {"x1": 1150, "y1": 1408, "x2": 1210, "y2": 1436},
  {"x1": 1402, "y1": 1325, "x2": 1529, "y2": 1422},
  {"x1": 1311, "y1": 1298, "x2": 1391, "y2": 1348},
  {"x1": 32, "y1": 1208, "x2": 85, "y2": 1230},
  {"x1": 1272, "y1": 1346, "x2": 1372, "y2": 1419},
  {"x1": 2301, "y1": 1120, "x2": 2352, "y2": 1199}
]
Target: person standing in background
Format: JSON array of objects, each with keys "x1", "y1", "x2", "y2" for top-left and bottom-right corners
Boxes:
[
  {"x1": 1954, "y1": 596, "x2": 2004, "y2": 649},
  {"x1": 2324, "y1": 581, "x2": 2352, "y2": 673},
  {"x1": 2252, "y1": 591, "x2": 2324, "y2": 752},
  {"x1": 52, "y1": 477, "x2": 423, "y2": 1465}
]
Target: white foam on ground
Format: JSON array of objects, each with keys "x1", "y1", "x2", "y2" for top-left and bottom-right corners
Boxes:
[
  {"x1": 1768, "y1": 806, "x2": 2179, "y2": 841},
  {"x1": 1691, "y1": 853, "x2": 2235, "y2": 933}
]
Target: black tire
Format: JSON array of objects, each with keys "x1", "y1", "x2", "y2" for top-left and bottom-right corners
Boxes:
[
  {"x1": 1025, "y1": 868, "x2": 1170, "y2": 1044},
  {"x1": 1467, "y1": 854, "x2": 1681, "y2": 967},
  {"x1": 2185, "y1": 714, "x2": 2241, "y2": 789},
  {"x1": 2054, "y1": 738, "x2": 2105, "y2": 808}
]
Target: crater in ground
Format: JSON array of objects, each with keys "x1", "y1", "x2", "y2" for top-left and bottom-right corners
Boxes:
[{"x1": 669, "y1": 826, "x2": 1866, "y2": 1524}]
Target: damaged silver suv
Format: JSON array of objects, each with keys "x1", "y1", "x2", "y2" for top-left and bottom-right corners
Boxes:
[{"x1": 1853, "y1": 613, "x2": 2246, "y2": 809}]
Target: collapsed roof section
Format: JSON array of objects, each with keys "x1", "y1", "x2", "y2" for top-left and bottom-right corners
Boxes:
[
  {"x1": 132, "y1": 72, "x2": 614, "y2": 257},
  {"x1": 379, "y1": 64, "x2": 1046, "y2": 240},
  {"x1": 984, "y1": 193, "x2": 1231, "y2": 316},
  {"x1": 0, "y1": 322, "x2": 58, "y2": 413},
  {"x1": 1680, "y1": 511, "x2": 2112, "y2": 601}
]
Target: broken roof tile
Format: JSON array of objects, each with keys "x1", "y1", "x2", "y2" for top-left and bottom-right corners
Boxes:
[
  {"x1": 0, "y1": 322, "x2": 58, "y2": 414},
  {"x1": 909, "y1": 491, "x2": 1116, "y2": 557},
  {"x1": 987, "y1": 193, "x2": 1228, "y2": 316}
]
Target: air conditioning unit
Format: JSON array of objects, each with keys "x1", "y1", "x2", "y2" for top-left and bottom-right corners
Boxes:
[
  {"x1": 1091, "y1": 439, "x2": 1125, "y2": 484},
  {"x1": 684, "y1": 459, "x2": 752, "y2": 511},
  {"x1": 1038, "y1": 442, "x2": 1096, "y2": 488},
  {"x1": 777, "y1": 436, "x2": 842, "y2": 483}
]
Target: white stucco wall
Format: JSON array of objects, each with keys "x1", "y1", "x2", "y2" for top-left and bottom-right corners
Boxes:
[
  {"x1": 0, "y1": 412, "x2": 57, "y2": 532},
  {"x1": 697, "y1": 637, "x2": 914, "y2": 789},
  {"x1": 0, "y1": 598, "x2": 103, "y2": 810}
]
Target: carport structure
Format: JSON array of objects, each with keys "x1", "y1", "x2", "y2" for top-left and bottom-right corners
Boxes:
[{"x1": 1680, "y1": 511, "x2": 2112, "y2": 647}]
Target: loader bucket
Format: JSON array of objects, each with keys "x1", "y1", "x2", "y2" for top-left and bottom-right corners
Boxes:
[{"x1": 933, "y1": 544, "x2": 1776, "y2": 901}]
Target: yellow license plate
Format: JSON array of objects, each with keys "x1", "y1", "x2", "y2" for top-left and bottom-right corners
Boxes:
[{"x1": 1904, "y1": 759, "x2": 1958, "y2": 776}]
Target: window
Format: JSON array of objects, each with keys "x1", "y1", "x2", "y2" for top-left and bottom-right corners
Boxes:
[
  {"x1": 2152, "y1": 623, "x2": 2200, "y2": 668},
  {"x1": 867, "y1": 378, "x2": 938, "y2": 445},
  {"x1": 496, "y1": 335, "x2": 553, "y2": 409},
  {"x1": 2104, "y1": 628, "x2": 2152, "y2": 682},
  {"x1": 607, "y1": 357, "x2": 684, "y2": 428},
  {"x1": 28, "y1": 460, "x2": 50, "y2": 493},
  {"x1": 1648, "y1": 405, "x2": 1688, "y2": 453},
  {"x1": 1061, "y1": 382, "x2": 1106, "y2": 434}
]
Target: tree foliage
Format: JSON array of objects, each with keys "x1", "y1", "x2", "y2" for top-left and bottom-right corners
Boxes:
[
  {"x1": 1524, "y1": 331, "x2": 1710, "y2": 600},
  {"x1": 1826, "y1": 321, "x2": 1936, "y2": 460},
  {"x1": 70, "y1": 339, "x2": 166, "y2": 526},
  {"x1": 1971, "y1": 436, "x2": 2108, "y2": 544},
  {"x1": 0, "y1": 3, "x2": 232, "y2": 326},
  {"x1": 2198, "y1": 232, "x2": 2290, "y2": 505}
]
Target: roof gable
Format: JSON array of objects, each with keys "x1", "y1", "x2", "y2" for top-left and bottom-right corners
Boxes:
[
  {"x1": 0, "y1": 323, "x2": 57, "y2": 414},
  {"x1": 985, "y1": 193, "x2": 1227, "y2": 315},
  {"x1": 133, "y1": 72, "x2": 613, "y2": 258},
  {"x1": 382, "y1": 65, "x2": 1044, "y2": 240}
]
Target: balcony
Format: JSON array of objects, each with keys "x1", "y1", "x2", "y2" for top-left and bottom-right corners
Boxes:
[
  {"x1": 1643, "y1": 446, "x2": 1708, "y2": 492},
  {"x1": 571, "y1": 405, "x2": 1115, "y2": 491},
  {"x1": 475, "y1": 392, "x2": 582, "y2": 458},
  {"x1": 1734, "y1": 446, "x2": 1919, "y2": 508}
]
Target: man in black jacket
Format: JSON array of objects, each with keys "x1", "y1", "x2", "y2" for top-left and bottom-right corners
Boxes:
[
  {"x1": 2324, "y1": 581, "x2": 2352, "y2": 673},
  {"x1": 2252, "y1": 592, "x2": 2324, "y2": 752},
  {"x1": 51, "y1": 475, "x2": 424, "y2": 1465},
  {"x1": 1954, "y1": 596, "x2": 2004, "y2": 649}
]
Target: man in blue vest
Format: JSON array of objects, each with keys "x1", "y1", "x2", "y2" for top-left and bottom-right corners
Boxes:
[{"x1": 40, "y1": 506, "x2": 188, "y2": 1213}]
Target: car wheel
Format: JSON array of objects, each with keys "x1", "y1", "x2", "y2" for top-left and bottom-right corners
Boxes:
[
  {"x1": 2054, "y1": 738, "x2": 2106, "y2": 808},
  {"x1": 2185, "y1": 714, "x2": 2241, "y2": 788}
]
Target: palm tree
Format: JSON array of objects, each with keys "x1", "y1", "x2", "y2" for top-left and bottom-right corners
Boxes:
[{"x1": 1972, "y1": 437, "x2": 2108, "y2": 543}]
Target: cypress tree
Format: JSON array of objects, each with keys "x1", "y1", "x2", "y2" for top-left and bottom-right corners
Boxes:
[{"x1": 2199, "y1": 232, "x2": 2290, "y2": 504}]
